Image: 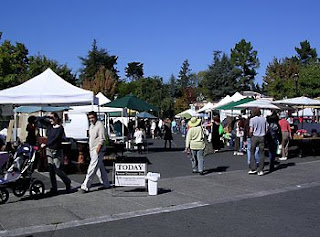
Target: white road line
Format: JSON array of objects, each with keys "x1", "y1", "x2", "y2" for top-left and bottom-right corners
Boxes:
[{"x1": 0, "y1": 202, "x2": 209, "y2": 237}]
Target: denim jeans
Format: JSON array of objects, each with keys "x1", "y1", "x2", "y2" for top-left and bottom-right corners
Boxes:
[
  {"x1": 190, "y1": 149, "x2": 204, "y2": 173},
  {"x1": 250, "y1": 136, "x2": 265, "y2": 172},
  {"x1": 247, "y1": 138, "x2": 259, "y2": 165}
]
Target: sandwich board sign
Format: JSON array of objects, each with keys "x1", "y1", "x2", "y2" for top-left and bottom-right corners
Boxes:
[{"x1": 114, "y1": 163, "x2": 146, "y2": 187}]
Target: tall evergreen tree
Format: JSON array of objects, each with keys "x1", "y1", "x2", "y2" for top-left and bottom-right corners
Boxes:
[
  {"x1": 230, "y1": 39, "x2": 260, "y2": 91},
  {"x1": 177, "y1": 59, "x2": 192, "y2": 90},
  {"x1": 295, "y1": 40, "x2": 318, "y2": 65},
  {"x1": 263, "y1": 57, "x2": 299, "y2": 99},
  {"x1": 125, "y1": 62, "x2": 144, "y2": 81},
  {"x1": 169, "y1": 74, "x2": 177, "y2": 97},
  {"x1": 79, "y1": 39, "x2": 119, "y2": 83},
  {"x1": 201, "y1": 51, "x2": 238, "y2": 101}
]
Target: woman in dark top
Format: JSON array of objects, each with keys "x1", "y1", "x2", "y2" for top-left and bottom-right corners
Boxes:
[
  {"x1": 41, "y1": 112, "x2": 71, "y2": 195},
  {"x1": 163, "y1": 119, "x2": 173, "y2": 149},
  {"x1": 211, "y1": 116, "x2": 221, "y2": 152}
]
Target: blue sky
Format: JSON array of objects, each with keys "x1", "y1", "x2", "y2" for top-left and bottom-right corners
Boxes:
[{"x1": 1, "y1": 0, "x2": 319, "y2": 85}]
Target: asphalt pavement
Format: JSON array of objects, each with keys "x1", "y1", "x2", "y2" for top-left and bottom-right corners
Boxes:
[{"x1": 1, "y1": 133, "x2": 320, "y2": 237}]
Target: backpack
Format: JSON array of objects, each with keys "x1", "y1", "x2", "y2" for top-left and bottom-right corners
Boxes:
[{"x1": 268, "y1": 123, "x2": 279, "y2": 140}]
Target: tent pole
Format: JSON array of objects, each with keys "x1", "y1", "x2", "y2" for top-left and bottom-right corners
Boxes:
[
  {"x1": 107, "y1": 113, "x2": 110, "y2": 136},
  {"x1": 302, "y1": 105, "x2": 304, "y2": 129},
  {"x1": 13, "y1": 108, "x2": 17, "y2": 143}
]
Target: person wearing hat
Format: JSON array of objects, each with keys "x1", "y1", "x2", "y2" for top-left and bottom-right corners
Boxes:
[
  {"x1": 185, "y1": 117, "x2": 205, "y2": 175},
  {"x1": 279, "y1": 112, "x2": 291, "y2": 160}
]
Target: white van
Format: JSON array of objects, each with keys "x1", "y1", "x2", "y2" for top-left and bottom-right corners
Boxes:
[{"x1": 63, "y1": 112, "x2": 89, "y2": 139}]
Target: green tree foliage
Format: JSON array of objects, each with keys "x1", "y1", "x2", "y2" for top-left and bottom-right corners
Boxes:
[
  {"x1": 125, "y1": 62, "x2": 144, "y2": 81},
  {"x1": 174, "y1": 97, "x2": 189, "y2": 115},
  {"x1": 177, "y1": 59, "x2": 192, "y2": 90},
  {"x1": 200, "y1": 51, "x2": 238, "y2": 101},
  {"x1": 263, "y1": 57, "x2": 299, "y2": 99},
  {"x1": 83, "y1": 66, "x2": 118, "y2": 99},
  {"x1": 79, "y1": 39, "x2": 119, "y2": 83},
  {"x1": 27, "y1": 55, "x2": 76, "y2": 85},
  {"x1": 231, "y1": 39, "x2": 260, "y2": 91},
  {"x1": 116, "y1": 76, "x2": 173, "y2": 117},
  {"x1": 295, "y1": 40, "x2": 318, "y2": 65},
  {"x1": 298, "y1": 63, "x2": 320, "y2": 98},
  {"x1": 0, "y1": 38, "x2": 29, "y2": 89},
  {"x1": 169, "y1": 74, "x2": 177, "y2": 97}
]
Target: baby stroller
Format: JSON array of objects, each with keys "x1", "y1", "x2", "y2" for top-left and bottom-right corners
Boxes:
[{"x1": 0, "y1": 143, "x2": 45, "y2": 204}]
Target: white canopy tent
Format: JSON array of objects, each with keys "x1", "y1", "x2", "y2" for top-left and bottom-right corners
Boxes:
[
  {"x1": 273, "y1": 96, "x2": 320, "y2": 108},
  {"x1": 211, "y1": 95, "x2": 232, "y2": 110},
  {"x1": 235, "y1": 99, "x2": 281, "y2": 110},
  {"x1": 218, "y1": 93, "x2": 247, "y2": 121},
  {"x1": 175, "y1": 109, "x2": 199, "y2": 118},
  {"x1": 96, "y1": 92, "x2": 111, "y2": 106},
  {"x1": 230, "y1": 92, "x2": 246, "y2": 102},
  {"x1": 0, "y1": 68, "x2": 94, "y2": 106},
  {"x1": 197, "y1": 102, "x2": 214, "y2": 113},
  {"x1": 292, "y1": 108, "x2": 316, "y2": 117},
  {"x1": 0, "y1": 68, "x2": 95, "y2": 141}
]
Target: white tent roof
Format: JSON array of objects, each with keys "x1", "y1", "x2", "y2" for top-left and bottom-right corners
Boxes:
[
  {"x1": 274, "y1": 96, "x2": 320, "y2": 108},
  {"x1": 212, "y1": 95, "x2": 233, "y2": 109},
  {"x1": 68, "y1": 105, "x2": 122, "y2": 114},
  {"x1": 197, "y1": 102, "x2": 214, "y2": 113},
  {"x1": 292, "y1": 108, "x2": 317, "y2": 117},
  {"x1": 235, "y1": 99, "x2": 280, "y2": 110},
  {"x1": 230, "y1": 92, "x2": 246, "y2": 102},
  {"x1": 175, "y1": 109, "x2": 199, "y2": 118},
  {"x1": 96, "y1": 92, "x2": 111, "y2": 105},
  {"x1": 0, "y1": 68, "x2": 94, "y2": 105}
]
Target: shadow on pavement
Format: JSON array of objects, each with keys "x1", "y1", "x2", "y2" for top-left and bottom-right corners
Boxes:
[
  {"x1": 117, "y1": 156, "x2": 152, "y2": 164},
  {"x1": 204, "y1": 166, "x2": 229, "y2": 175},
  {"x1": 148, "y1": 147, "x2": 185, "y2": 152}
]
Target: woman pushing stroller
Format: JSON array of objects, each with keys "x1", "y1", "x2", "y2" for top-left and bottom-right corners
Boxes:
[{"x1": 41, "y1": 112, "x2": 71, "y2": 195}]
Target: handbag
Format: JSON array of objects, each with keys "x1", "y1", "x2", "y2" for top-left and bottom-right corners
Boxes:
[{"x1": 202, "y1": 128, "x2": 214, "y2": 157}]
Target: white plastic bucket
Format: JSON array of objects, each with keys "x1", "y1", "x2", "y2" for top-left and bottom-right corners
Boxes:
[{"x1": 146, "y1": 172, "x2": 160, "y2": 195}]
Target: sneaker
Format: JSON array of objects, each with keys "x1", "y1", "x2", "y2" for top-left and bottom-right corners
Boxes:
[
  {"x1": 257, "y1": 171, "x2": 264, "y2": 176},
  {"x1": 248, "y1": 170, "x2": 257, "y2": 174},
  {"x1": 237, "y1": 152, "x2": 244, "y2": 156},
  {"x1": 78, "y1": 188, "x2": 89, "y2": 194},
  {"x1": 233, "y1": 151, "x2": 237, "y2": 155},
  {"x1": 279, "y1": 157, "x2": 287, "y2": 161}
]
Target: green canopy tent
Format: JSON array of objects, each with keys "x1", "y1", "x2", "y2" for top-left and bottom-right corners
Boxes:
[
  {"x1": 137, "y1": 111, "x2": 157, "y2": 119},
  {"x1": 215, "y1": 98, "x2": 255, "y2": 110},
  {"x1": 102, "y1": 94, "x2": 159, "y2": 112},
  {"x1": 102, "y1": 94, "x2": 159, "y2": 137}
]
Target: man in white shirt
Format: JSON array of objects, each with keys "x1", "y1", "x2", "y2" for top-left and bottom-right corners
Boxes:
[{"x1": 80, "y1": 111, "x2": 110, "y2": 192}]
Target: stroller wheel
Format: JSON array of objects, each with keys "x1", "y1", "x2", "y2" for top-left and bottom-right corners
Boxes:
[
  {"x1": 0, "y1": 188, "x2": 9, "y2": 204},
  {"x1": 29, "y1": 180, "x2": 45, "y2": 198},
  {"x1": 12, "y1": 179, "x2": 28, "y2": 197}
]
